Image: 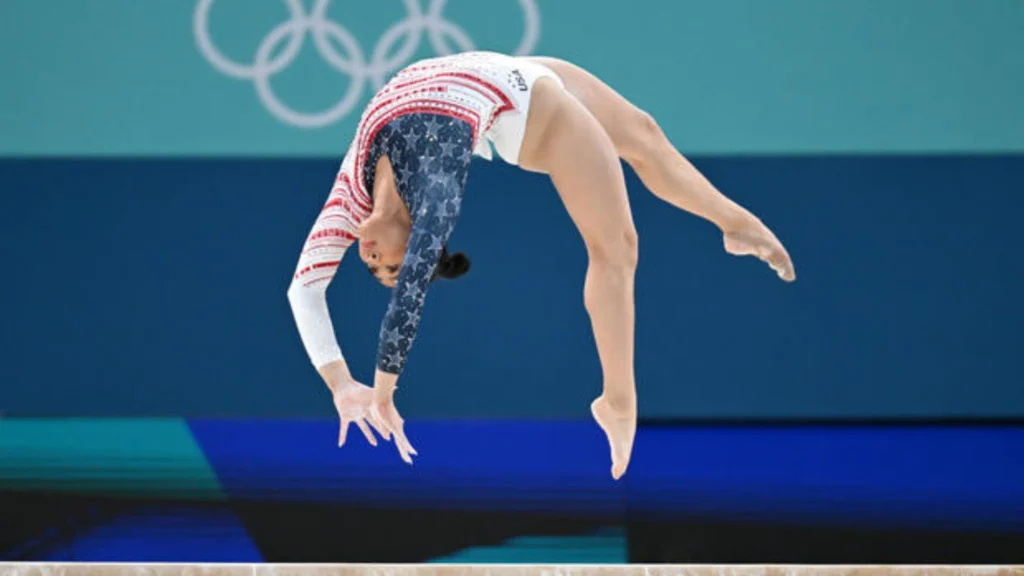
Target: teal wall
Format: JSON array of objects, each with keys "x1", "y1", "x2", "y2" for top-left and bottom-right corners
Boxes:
[{"x1": 2, "y1": 0, "x2": 1022, "y2": 156}]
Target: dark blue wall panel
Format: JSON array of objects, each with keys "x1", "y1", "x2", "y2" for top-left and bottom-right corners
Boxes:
[{"x1": 0, "y1": 156, "x2": 1021, "y2": 418}]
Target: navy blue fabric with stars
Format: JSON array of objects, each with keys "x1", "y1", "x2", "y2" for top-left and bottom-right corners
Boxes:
[{"x1": 363, "y1": 113, "x2": 474, "y2": 375}]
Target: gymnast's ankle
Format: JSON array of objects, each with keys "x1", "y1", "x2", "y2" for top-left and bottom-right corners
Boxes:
[
  {"x1": 719, "y1": 207, "x2": 758, "y2": 236},
  {"x1": 597, "y1": 392, "x2": 637, "y2": 415}
]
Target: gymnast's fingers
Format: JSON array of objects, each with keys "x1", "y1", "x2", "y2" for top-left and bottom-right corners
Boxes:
[
  {"x1": 397, "y1": 425, "x2": 418, "y2": 457},
  {"x1": 392, "y1": 427, "x2": 416, "y2": 464},
  {"x1": 338, "y1": 417, "x2": 352, "y2": 447},
  {"x1": 355, "y1": 418, "x2": 378, "y2": 447},
  {"x1": 373, "y1": 403, "x2": 415, "y2": 464},
  {"x1": 389, "y1": 414, "x2": 418, "y2": 461},
  {"x1": 367, "y1": 409, "x2": 391, "y2": 442}
]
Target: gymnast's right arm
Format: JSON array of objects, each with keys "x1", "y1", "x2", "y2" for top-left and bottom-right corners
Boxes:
[{"x1": 287, "y1": 187, "x2": 359, "y2": 392}]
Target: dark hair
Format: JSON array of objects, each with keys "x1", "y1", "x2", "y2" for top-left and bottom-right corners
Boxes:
[{"x1": 432, "y1": 246, "x2": 471, "y2": 281}]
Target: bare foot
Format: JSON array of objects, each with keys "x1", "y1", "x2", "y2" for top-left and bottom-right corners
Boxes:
[
  {"x1": 591, "y1": 396, "x2": 637, "y2": 480},
  {"x1": 723, "y1": 217, "x2": 796, "y2": 282}
]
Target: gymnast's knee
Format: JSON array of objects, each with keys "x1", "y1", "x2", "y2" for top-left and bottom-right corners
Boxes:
[
  {"x1": 583, "y1": 231, "x2": 637, "y2": 313},
  {"x1": 619, "y1": 109, "x2": 669, "y2": 168},
  {"x1": 586, "y1": 227, "x2": 639, "y2": 273}
]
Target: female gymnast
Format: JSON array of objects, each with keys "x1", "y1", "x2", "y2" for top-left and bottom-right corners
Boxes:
[{"x1": 288, "y1": 51, "x2": 795, "y2": 479}]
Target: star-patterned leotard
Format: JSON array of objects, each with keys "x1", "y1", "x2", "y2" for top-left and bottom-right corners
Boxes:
[
  {"x1": 287, "y1": 51, "x2": 561, "y2": 376},
  {"x1": 363, "y1": 113, "x2": 473, "y2": 373}
]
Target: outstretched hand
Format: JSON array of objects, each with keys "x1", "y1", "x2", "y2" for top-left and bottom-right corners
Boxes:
[
  {"x1": 370, "y1": 388, "x2": 418, "y2": 465},
  {"x1": 723, "y1": 217, "x2": 796, "y2": 282},
  {"x1": 333, "y1": 379, "x2": 388, "y2": 448},
  {"x1": 331, "y1": 378, "x2": 418, "y2": 465}
]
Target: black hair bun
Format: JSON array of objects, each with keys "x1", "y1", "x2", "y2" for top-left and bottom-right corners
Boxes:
[{"x1": 434, "y1": 247, "x2": 471, "y2": 280}]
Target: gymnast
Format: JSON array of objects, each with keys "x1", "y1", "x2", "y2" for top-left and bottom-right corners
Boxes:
[{"x1": 287, "y1": 51, "x2": 795, "y2": 479}]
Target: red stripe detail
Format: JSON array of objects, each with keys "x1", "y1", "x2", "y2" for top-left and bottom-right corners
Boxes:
[
  {"x1": 348, "y1": 193, "x2": 372, "y2": 213},
  {"x1": 393, "y1": 72, "x2": 516, "y2": 135},
  {"x1": 352, "y1": 84, "x2": 453, "y2": 173},
  {"x1": 357, "y1": 71, "x2": 506, "y2": 151},
  {"x1": 293, "y1": 260, "x2": 342, "y2": 280},
  {"x1": 387, "y1": 73, "x2": 513, "y2": 118},
  {"x1": 426, "y1": 75, "x2": 514, "y2": 132},
  {"x1": 355, "y1": 85, "x2": 448, "y2": 151},
  {"x1": 431, "y1": 72, "x2": 515, "y2": 113},
  {"x1": 332, "y1": 178, "x2": 371, "y2": 212},
  {"x1": 388, "y1": 74, "x2": 454, "y2": 92},
  {"x1": 307, "y1": 228, "x2": 356, "y2": 242},
  {"x1": 366, "y1": 84, "x2": 450, "y2": 126},
  {"x1": 302, "y1": 240, "x2": 350, "y2": 254},
  {"x1": 325, "y1": 191, "x2": 368, "y2": 214},
  {"x1": 398, "y1": 61, "x2": 453, "y2": 76},
  {"x1": 319, "y1": 215, "x2": 356, "y2": 226},
  {"x1": 321, "y1": 196, "x2": 365, "y2": 220}
]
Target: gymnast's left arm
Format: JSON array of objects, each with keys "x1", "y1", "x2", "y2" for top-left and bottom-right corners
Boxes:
[{"x1": 370, "y1": 197, "x2": 458, "y2": 463}]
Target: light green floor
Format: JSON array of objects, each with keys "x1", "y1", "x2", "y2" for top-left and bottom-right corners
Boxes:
[
  {"x1": 0, "y1": 418, "x2": 223, "y2": 500},
  {"x1": 430, "y1": 528, "x2": 628, "y2": 564}
]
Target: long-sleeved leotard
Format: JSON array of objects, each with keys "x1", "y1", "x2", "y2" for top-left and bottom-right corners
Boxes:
[
  {"x1": 288, "y1": 115, "x2": 472, "y2": 374},
  {"x1": 288, "y1": 51, "x2": 545, "y2": 378}
]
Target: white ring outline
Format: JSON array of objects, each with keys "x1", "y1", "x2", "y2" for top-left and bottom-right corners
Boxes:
[{"x1": 194, "y1": 0, "x2": 540, "y2": 129}]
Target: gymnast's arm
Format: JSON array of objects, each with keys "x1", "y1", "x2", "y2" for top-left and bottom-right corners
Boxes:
[
  {"x1": 372, "y1": 197, "x2": 457, "y2": 394},
  {"x1": 287, "y1": 191, "x2": 360, "y2": 392}
]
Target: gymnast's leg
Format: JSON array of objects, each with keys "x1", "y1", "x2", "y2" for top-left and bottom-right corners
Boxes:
[
  {"x1": 528, "y1": 57, "x2": 795, "y2": 281},
  {"x1": 518, "y1": 77, "x2": 640, "y2": 480}
]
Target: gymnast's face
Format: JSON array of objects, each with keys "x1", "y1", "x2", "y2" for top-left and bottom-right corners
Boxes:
[{"x1": 358, "y1": 214, "x2": 409, "y2": 287}]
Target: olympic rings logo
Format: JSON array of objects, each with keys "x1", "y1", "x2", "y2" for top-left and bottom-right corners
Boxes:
[{"x1": 193, "y1": 0, "x2": 541, "y2": 129}]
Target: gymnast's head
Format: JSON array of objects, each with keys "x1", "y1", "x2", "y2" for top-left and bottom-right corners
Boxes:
[
  {"x1": 357, "y1": 214, "x2": 470, "y2": 287},
  {"x1": 357, "y1": 153, "x2": 470, "y2": 287}
]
